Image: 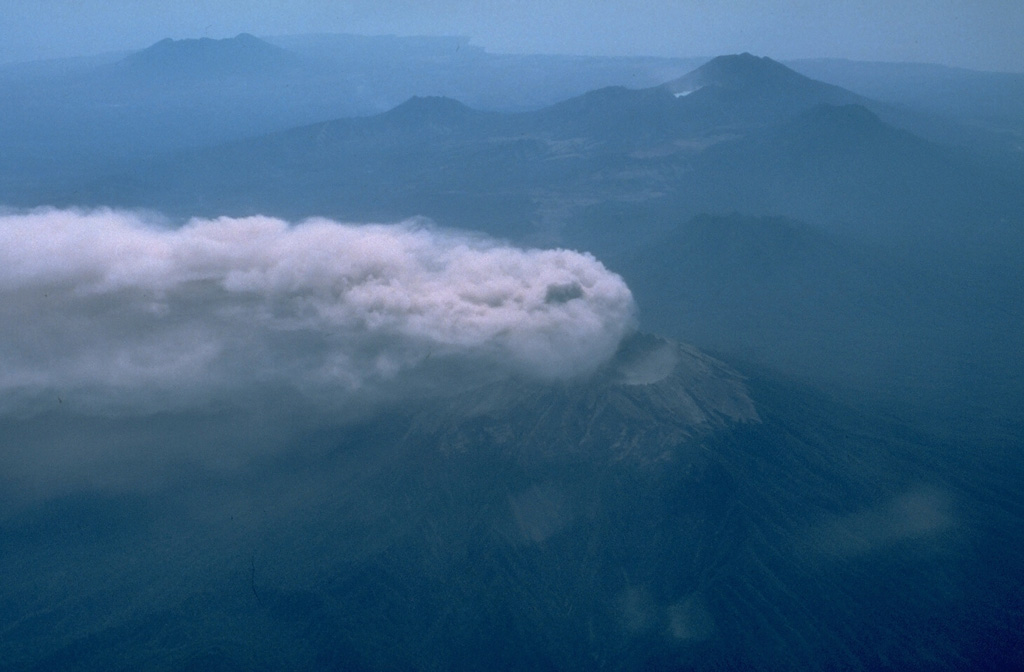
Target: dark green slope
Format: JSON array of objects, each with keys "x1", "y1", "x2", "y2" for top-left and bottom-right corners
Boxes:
[
  {"x1": 676, "y1": 103, "x2": 1024, "y2": 240},
  {"x1": 1, "y1": 335, "x2": 1019, "y2": 671},
  {"x1": 788, "y1": 58, "x2": 1024, "y2": 144},
  {"x1": 580, "y1": 211, "x2": 1023, "y2": 418}
]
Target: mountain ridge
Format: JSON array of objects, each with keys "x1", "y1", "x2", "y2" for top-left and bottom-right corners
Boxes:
[
  {"x1": 73, "y1": 54, "x2": 1022, "y2": 241},
  {"x1": 120, "y1": 33, "x2": 300, "y2": 76}
]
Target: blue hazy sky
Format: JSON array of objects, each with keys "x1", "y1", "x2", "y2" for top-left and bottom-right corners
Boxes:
[{"x1": 3, "y1": 0, "x2": 1022, "y2": 71}]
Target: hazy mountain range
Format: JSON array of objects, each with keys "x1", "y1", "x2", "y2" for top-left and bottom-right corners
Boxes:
[
  {"x1": 1, "y1": 33, "x2": 1022, "y2": 671},
  {"x1": 19, "y1": 42, "x2": 1020, "y2": 410}
]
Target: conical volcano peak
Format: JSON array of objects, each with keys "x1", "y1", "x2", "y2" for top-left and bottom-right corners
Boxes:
[
  {"x1": 665, "y1": 53, "x2": 821, "y2": 95},
  {"x1": 384, "y1": 95, "x2": 476, "y2": 120},
  {"x1": 699, "y1": 53, "x2": 803, "y2": 85},
  {"x1": 411, "y1": 333, "x2": 760, "y2": 466}
]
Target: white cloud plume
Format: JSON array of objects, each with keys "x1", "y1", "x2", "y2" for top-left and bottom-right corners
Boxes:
[{"x1": 0, "y1": 208, "x2": 636, "y2": 415}]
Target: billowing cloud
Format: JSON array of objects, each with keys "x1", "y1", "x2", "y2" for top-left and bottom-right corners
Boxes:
[{"x1": 0, "y1": 208, "x2": 635, "y2": 416}]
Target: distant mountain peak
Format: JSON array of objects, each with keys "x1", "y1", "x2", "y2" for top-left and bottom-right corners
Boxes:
[
  {"x1": 659, "y1": 52, "x2": 867, "y2": 128},
  {"x1": 381, "y1": 95, "x2": 478, "y2": 123},
  {"x1": 665, "y1": 53, "x2": 825, "y2": 95},
  {"x1": 390, "y1": 95, "x2": 472, "y2": 112},
  {"x1": 122, "y1": 33, "x2": 296, "y2": 75}
]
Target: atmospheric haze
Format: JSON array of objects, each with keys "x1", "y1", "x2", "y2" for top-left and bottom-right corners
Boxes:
[
  {"x1": 2, "y1": 10, "x2": 1023, "y2": 671},
  {"x1": 0, "y1": 208, "x2": 636, "y2": 415},
  {"x1": 1, "y1": 0, "x2": 1022, "y2": 71}
]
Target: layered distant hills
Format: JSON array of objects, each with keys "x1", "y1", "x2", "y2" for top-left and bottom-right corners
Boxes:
[
  {"x1": 0, "y1": 33, "x2": 704, "y2": 197},
  {"x1": 50, "y1": 53, "x2": 1022, "y2": 238}
]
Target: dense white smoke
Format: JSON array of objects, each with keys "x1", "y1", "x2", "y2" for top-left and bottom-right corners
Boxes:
[{"x1": 0, "y1": 208, "x2": 636, "y2": 415}]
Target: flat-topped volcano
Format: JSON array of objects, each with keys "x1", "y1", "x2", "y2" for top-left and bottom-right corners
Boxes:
[{"x1": 121, "y1": 33, "x2": 298, "y2": 76}]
